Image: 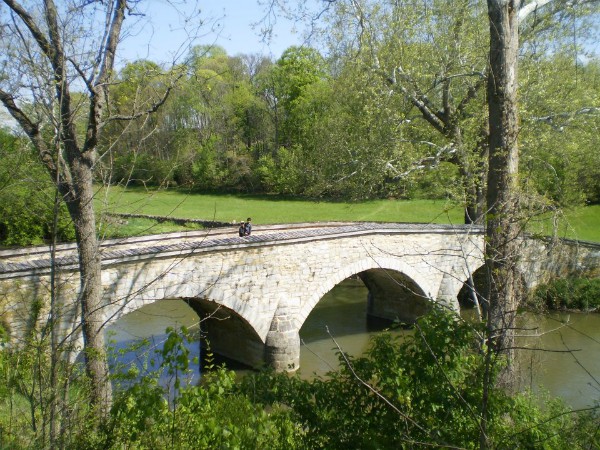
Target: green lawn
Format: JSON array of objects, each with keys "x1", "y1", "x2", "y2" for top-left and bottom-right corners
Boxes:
[
  {"x1": 527, "y1": 204, "x2": 600, "y2": 243},
  {"x1": 97, "y1": 186, "x2": 600, "y2": 242}
]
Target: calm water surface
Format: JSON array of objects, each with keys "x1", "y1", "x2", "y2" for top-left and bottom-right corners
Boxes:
[{"x1": 106, "y1": 279, "x2": 600, "y2": 409}]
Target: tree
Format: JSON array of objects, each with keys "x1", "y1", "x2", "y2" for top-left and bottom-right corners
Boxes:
[
  {"x1": 262, "y1": 0, "x2": 599, "y2": 210},
  {"x1": 484, "y1": 0, "x2": 599, "y2": 371},
  {"x1": 371, "y1": 0, "x2": 490, "y2": 222},
  {"x1": 273, "y1": 1, "x2": 491, "y2": 219},
  {"x1": 484, "y1": 0, "x2": 522, "y2": 380},
  {"x1": 481, "y1": 1, "x2": 599, "y2": 446},
  {"x1": 520, "y1": 56, "x2": 600, "y2": 206},
  {"x1": 0, "y1": 0, "x2": 199, "y2": 419},
  {"x1": 0, "y1": 130, "x2": 74, "y2": 246},
  {"x1": 0, "y1": 0, "x2": 129, "y2": 416}
]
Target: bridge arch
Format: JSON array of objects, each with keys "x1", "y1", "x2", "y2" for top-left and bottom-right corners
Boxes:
[
  {"x1": 104, "y1": 293, "x2": 267, "y2": 370},
  {"x1": 184, "y1": 297, "x2": 266, "y2": 369},
  {"x1": 296, "y1": 257, "x2": 433, "y2": 331}
]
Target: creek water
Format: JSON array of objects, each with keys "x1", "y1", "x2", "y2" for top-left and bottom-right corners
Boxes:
[{"x1": 106, "y1": 278, "x2": 600, "y2": 410}]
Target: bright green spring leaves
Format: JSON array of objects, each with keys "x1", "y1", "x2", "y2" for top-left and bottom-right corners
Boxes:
[
  {"x1": 94, "y1": 327, "x2": 300, "y2": 450},
  {"x1": 4, "y1": 313, "x2": 595, "y2": 448},
  {"x1": 241, "y1": 308, "x2": 598, "y2": 449}
]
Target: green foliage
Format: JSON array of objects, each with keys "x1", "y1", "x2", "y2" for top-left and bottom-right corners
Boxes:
[
  {"x1": 0, "y1": 331, "x2": 97, "y2": 449},
  {"x1": 240, "y1": 307, "x2": 597, "y2": 449},
  {"x1": 492, "y1": 392, "x2": 599, "y2": 450},
  {"x1": 242, "y1": 308, "x2": 486, "y2": 448},
  {"x1": 89, "y1": 35, "x2": 600, "y2": 208},
  {"x1": 255, "y1": 147, "x2": 304, "y2": 194},
  {"x1": 7, "y1": 326, "x2": 300, "y2": 448},
  {"x1": 530, "y1": 277, "x2": 600, "y2": 311},
  {"x1": 0, "y1": 131, "x2": 75, "y2": 246},
  {"x1": 2, "y1": 313, "x2": 598, "y2": 448},
  {"x1": 520, "y1": 56, "x2": 600, "y2": 207},
  {"x1": 407, "y1": 162, "x2": 462, "y2": 200},
  {"x1": 88, "y1": 327, "x2": 302, "y2": 449}
]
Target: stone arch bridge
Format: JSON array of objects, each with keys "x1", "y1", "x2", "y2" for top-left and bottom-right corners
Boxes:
[{"x1": 1, "y1": 223, "x2": 598, "y2": 371}]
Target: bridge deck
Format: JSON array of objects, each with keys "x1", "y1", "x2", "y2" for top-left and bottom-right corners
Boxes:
[{"x1": 0, "y1": 222, "x2": 481, "y2": 278}]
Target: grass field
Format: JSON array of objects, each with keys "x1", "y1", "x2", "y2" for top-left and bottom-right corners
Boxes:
[{"x1": 97, "y1": 186, "x2": 600, "y2": 242}]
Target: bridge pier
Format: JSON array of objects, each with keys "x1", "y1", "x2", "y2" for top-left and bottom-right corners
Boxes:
[
  {"x1": 436, "y1": 271, "x2": 464, "y2": 313},
  {"x1": 184, "y1": 298, "x2": 300, "y2": 371},
  {"x1": 265, "y1": 303, "x2": 300, "y2": 372},
  {"x1": 265, "y1": 318, "x2": 300, "y2": 372}
]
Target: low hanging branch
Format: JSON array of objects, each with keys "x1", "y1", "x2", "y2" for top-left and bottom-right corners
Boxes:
[
  {"x1": 385, "y1": 142, "x2": 457, "y2": 180},
  {"x1": 529, "y1": 106, "x2": 600, "y2": 130}
]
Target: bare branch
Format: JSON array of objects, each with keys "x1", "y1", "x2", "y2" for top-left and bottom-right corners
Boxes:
[
  {"x1": 529, "y1": 106, "x2": 600, "y2": 129},
  {"x1": 0, "y1": 88, "x2": 61, "y2": 181},
  {"x1": 388, "y1": 66, "x2": 447, "y2": 134},
  {"x1": 386, "y1": 142, "x2": 457, "y2": 180},
  {"x1": 84, "y1": 0, "x2": 127, "y2": 154},
  {"x1": 2, "y1": 0, "x2": 54, "y2": 59},
  {"x1": 518, "y1": 0, "x2": 556, "y2": 21},
  {"x1": 105, "y1": 70, "x2": 186, "y2": 124}
]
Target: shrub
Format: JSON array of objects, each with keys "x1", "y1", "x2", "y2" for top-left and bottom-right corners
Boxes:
[
  {"x1": 240, "y1": 307, "x2": 597, "y2": 449},
  {"x1": 530, "y1": 277, "x2": 600, "y2": 311},
  {"x1": 0, "y1": 132, "x2": 75, "y2": 246},
  {"x1": 87, "y1": 328, "x2": 303, "y2": 449}
]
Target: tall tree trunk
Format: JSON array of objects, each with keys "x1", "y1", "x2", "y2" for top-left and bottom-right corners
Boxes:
[
  {"x1": 481, "y1": 6, "x2": 522, "y2": 447},
  {"x1": 485, "y1": 0, "x2": 521, "y2": 385},
  {"x1": 68, "y1": 160, "x2": 112, "y2": 417},
  {"x1": 0, "y1": 91, "x2": 114, "y2": 418}
]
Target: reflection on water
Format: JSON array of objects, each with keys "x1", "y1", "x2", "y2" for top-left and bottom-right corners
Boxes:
[
  {"x1": 516, "y1": 312, "x2": 600, "y2": 408},
  {"x1": 297, "y1": 278, "x2": 412, "y2": 378},
  {"x1": 106, "y1": 300, "x2": 201, "y2": 387},
  {"x1": 106, "y1": 279, "x2": 600, "y2": 409}
]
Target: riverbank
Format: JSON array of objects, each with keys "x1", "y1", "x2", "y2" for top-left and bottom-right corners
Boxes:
[{"x1": 526, "y1": 277, "x2": 600, "y2": 312}]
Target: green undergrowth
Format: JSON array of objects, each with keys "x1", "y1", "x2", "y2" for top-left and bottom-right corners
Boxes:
[
  {"x1": 2, "y1": 310, "x2": 598, "y2": 448},
  {"x1": 239, "y1": 307, "x2": 599, "y2": 449},
  {"x1": 528, "y1": 277, "x2": 600, "y2": 312}
]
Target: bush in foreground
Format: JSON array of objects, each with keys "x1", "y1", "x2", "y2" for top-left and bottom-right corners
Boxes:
[
  {"x1": 240, "y1": 307, "x2": 599, "y2": 449},
  {"x1": 2, "y1": 312, "x2": 598, "y2": 449}
]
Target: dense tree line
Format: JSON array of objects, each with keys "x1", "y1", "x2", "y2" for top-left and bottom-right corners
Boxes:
[{"x1": 97, "y1": 38, "x2": 600, "y2": 205}]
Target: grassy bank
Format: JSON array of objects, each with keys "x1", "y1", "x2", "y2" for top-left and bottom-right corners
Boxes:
[
  {"x1": 97, "y1": 187, "x2": 600, "y2": 242},
  {"x1": 528, "y1": 204, "x2": 600, "y2": 243},
  {"x1": 98, "y1": 187, "x2": 464, "y2": 230}
]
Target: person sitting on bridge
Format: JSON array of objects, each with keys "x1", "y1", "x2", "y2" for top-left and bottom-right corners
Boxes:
[
  {"x1": 244, "y1": 217, "x2": 252, "y2": 236},
  {"x1": 238, "y1": 221, "x2": 246, "y2": 237}
]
